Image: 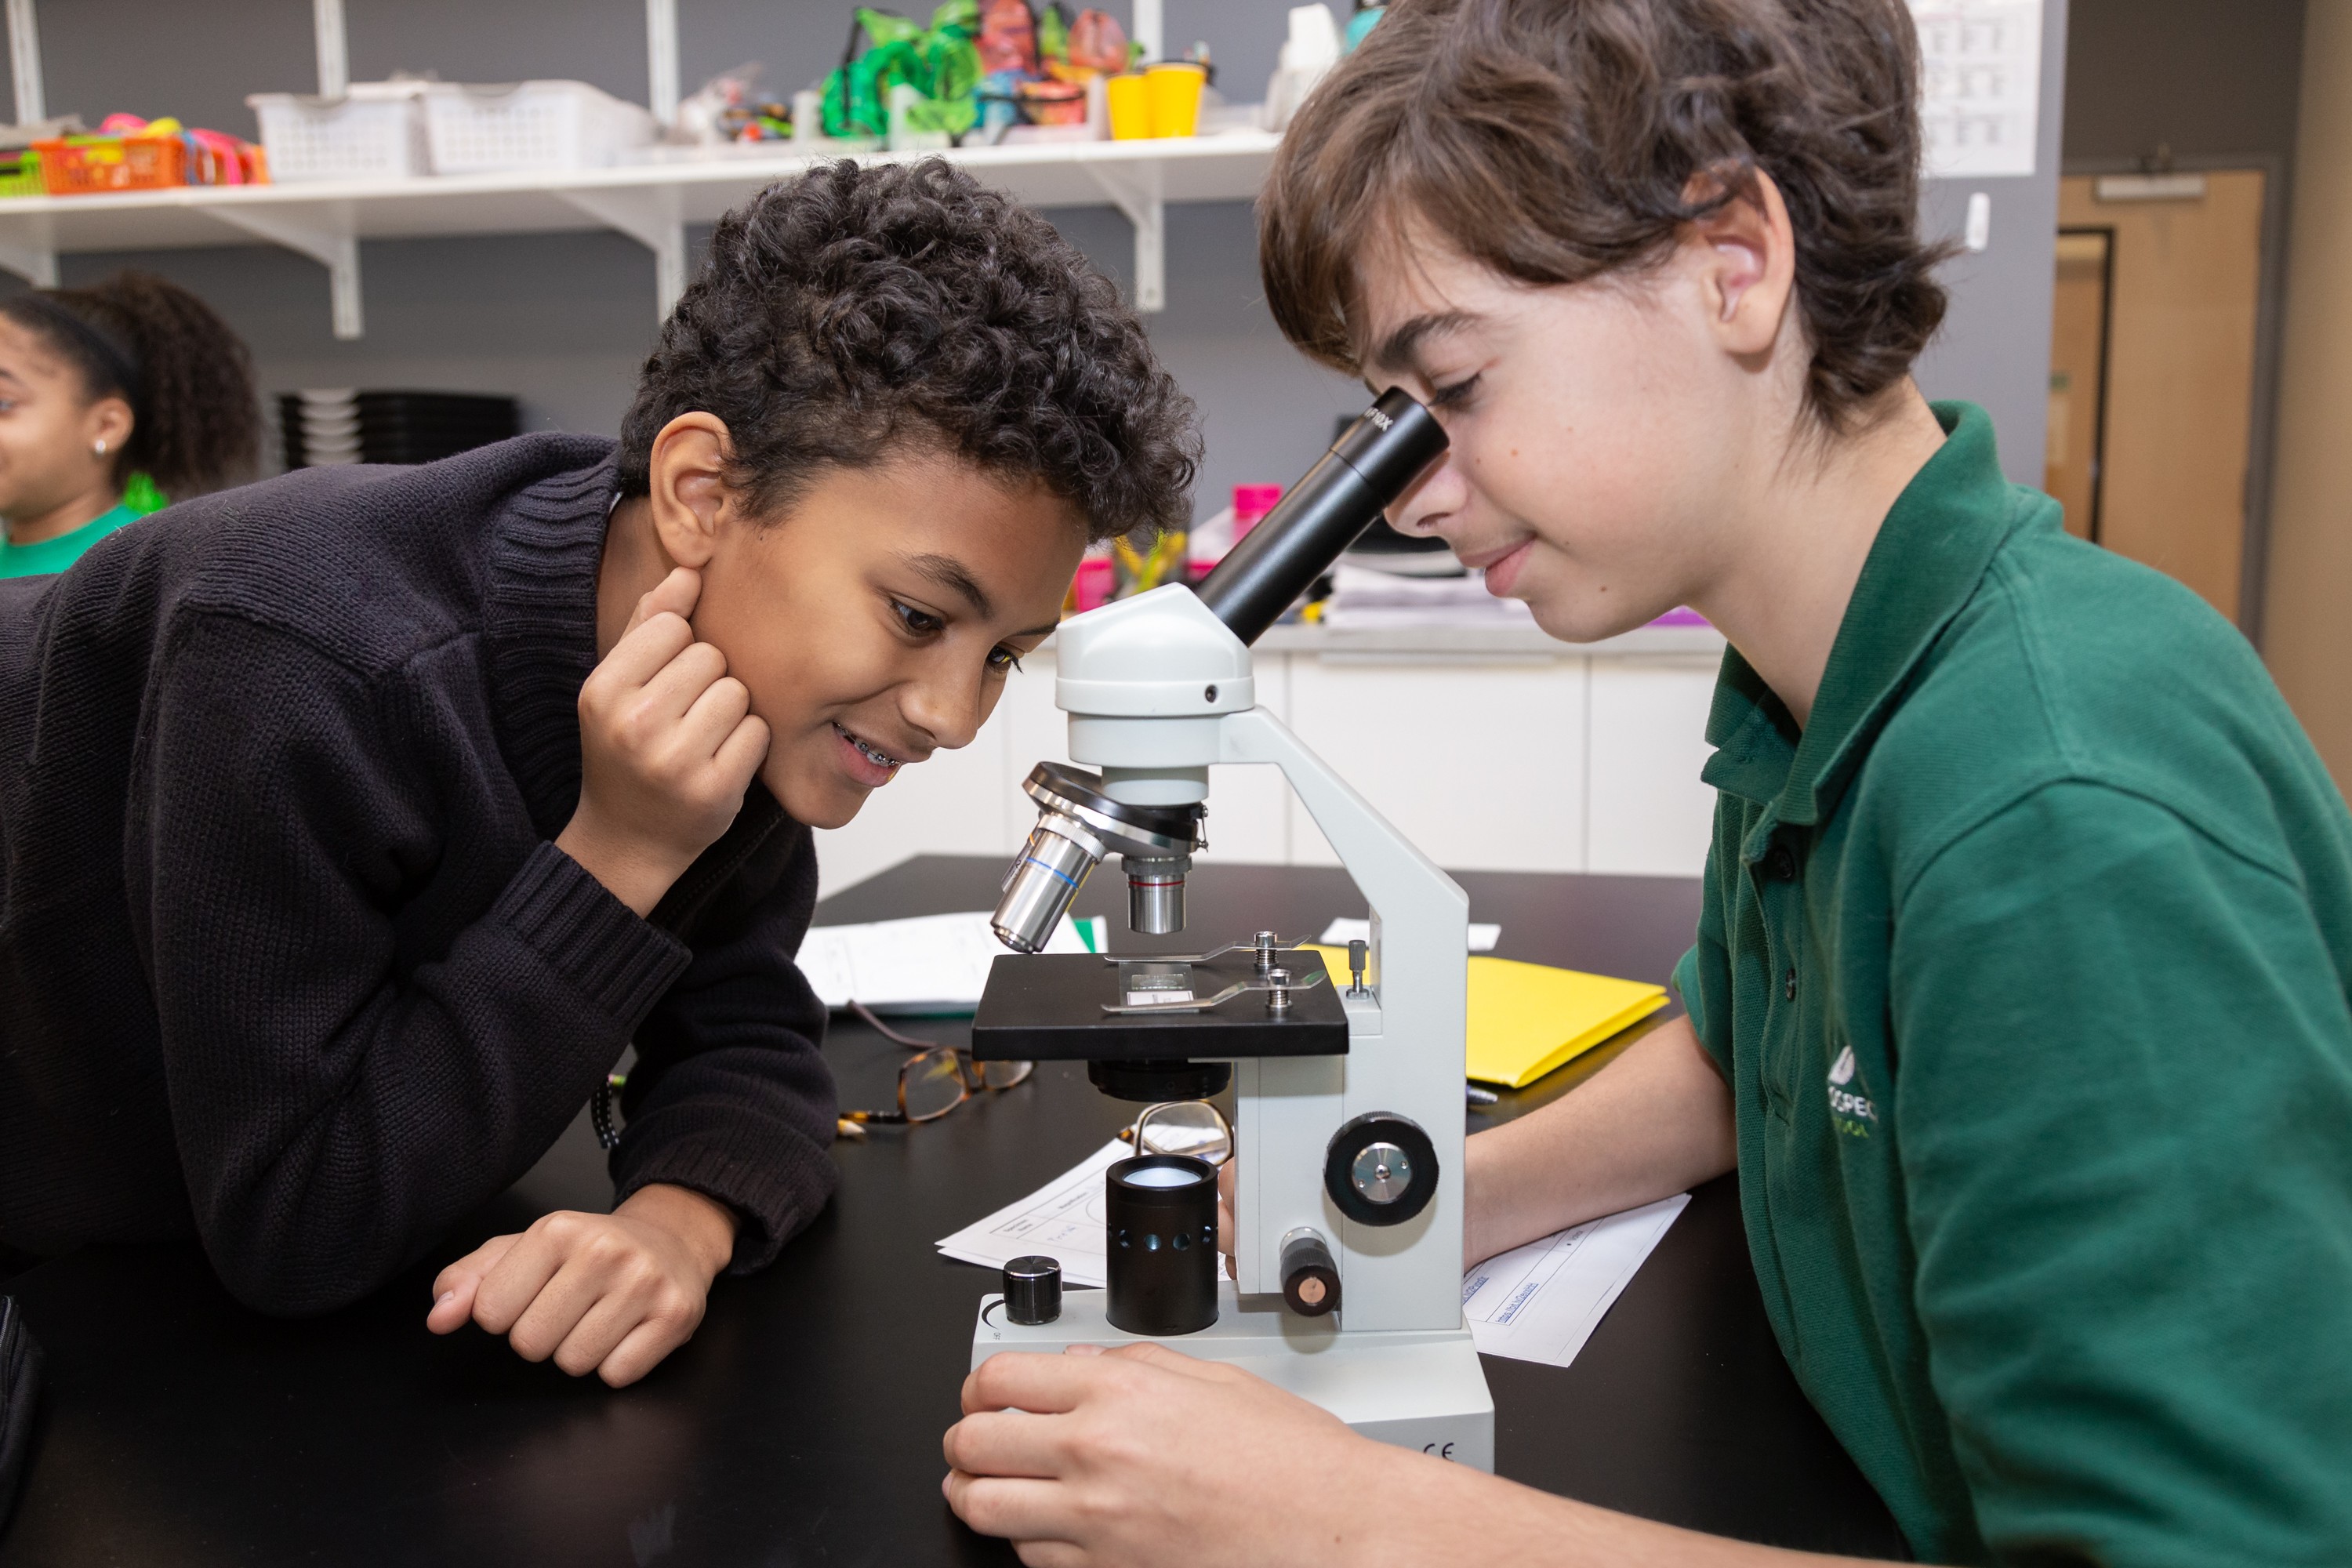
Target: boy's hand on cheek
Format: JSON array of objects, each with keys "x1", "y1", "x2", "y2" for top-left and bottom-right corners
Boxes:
[
  {"x1": 425, "y1": 1183, "x2": 738, "y2": 1387},
  {"x1": 557, "y1": 566, "x2": 771, "y2": 916}
]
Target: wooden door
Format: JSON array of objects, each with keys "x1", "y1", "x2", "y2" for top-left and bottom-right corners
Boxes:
[
  {"x1": 2047, "y1": 230, "x2": 2111, "y2": 541},
  {"x1": 2052, "y1": 172, "x2": 2266, "y2": 621}
]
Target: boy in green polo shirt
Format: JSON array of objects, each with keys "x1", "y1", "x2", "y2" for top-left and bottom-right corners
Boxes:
[{"x1": 939, "y1": 0, "x2": 2352, "y2": 1563}]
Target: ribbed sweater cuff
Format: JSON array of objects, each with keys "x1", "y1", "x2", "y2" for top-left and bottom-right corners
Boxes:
[
  {"x1": 615, "y1": 1130, "x2": 838, "y2": 1274},
  {"x1": 495, "y1": 841, "x2": 690, "y2": 1022}
]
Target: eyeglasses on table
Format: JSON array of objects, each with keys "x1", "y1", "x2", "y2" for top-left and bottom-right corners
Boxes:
[{"x1": 836, "y1": 1001, "x2": 1033, "y2": 1134}]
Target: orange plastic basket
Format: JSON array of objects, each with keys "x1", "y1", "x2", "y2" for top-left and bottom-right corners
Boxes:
[{"x1": 34, "y1": 136, "x2": 187, "y2": 195}]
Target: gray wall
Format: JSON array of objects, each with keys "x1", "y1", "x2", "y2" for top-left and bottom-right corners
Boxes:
[
  {"x1": 2063, "y1": 0, "x2": 2305, "y2": 165},
  {"x1": 10, "y1": 0, "x2": 2067, "y2": 509},
  {"x1": 1911, "y1": 0, "x2": 2070, "y2": 488}
]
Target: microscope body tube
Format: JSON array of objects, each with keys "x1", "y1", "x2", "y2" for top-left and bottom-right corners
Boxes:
[{"x1": 1194, "y1": 387, "x2": 1449, "y2": 647}]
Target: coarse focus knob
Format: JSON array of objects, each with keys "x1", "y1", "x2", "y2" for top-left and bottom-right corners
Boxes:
[
  {"x1": 1003, "y1": 1254, "x2": 1062, "y2": 1326},
  {"x1": 1279, "y1": 1229, "x2": 1341, "y2": 1318},
  {"x1": 1323, "y1": 1112, "x2": 1439, "y2": 1227}
]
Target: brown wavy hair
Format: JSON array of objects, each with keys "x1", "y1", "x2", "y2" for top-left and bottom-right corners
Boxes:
[
  {"x1": 620, "y1": 158, "x2": 1200, "y2": 542},
  {"x1": 1259, "y1": 0, "x2": 1954, "y2": 432}
]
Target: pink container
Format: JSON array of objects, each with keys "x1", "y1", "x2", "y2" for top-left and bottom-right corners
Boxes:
[
  {"x1": 1232, "y1": 484, "x2": 1283, "y2": 541},
  {"x1": 1070, "y1": 555, "x2": 1116, "y2": 613}
]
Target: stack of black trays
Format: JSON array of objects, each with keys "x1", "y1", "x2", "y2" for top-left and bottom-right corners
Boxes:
[{"x1": 280, "y1": 390, "x2": 521, "y2": 469}]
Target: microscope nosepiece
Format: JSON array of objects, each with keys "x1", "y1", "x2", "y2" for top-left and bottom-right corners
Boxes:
[{"x1": 991, "y1": 764, "x2": 1207, "y2": 951}]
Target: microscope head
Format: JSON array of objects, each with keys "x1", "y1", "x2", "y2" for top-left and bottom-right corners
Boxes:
[{"x1": 991, "y1": 387, "x2": 1448, "y2": 955}]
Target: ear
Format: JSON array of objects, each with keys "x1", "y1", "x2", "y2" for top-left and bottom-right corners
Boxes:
[
  {"x1": 1683, "y1": 166, "x2": 1798, "y2": 361},
  {"x1": 644, "y1": 412, "x2": 739, "y2": 569},
  {"x1": 83, "y1": 395, "x2": 133, "y2": 456}
]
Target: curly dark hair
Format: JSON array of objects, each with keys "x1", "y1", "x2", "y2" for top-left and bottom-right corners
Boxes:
[
  {"x1": 2, "y1": 269, "x2": 261, "y2": 497},
  {"x1": 1260, "y1": 0, "x2": 1955, "y2": 433},
  {"x1": 619, "y1": 159, "x2": 1200, "y2": 541}
]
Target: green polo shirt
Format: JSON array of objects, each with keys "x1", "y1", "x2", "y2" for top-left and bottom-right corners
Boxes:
[
  {"x1": 1672, "y1": 403, "x2": 2352, "y2": 1566},
  {"x1": 0, "y1": 503, "x2": 140, "y2": 579}
]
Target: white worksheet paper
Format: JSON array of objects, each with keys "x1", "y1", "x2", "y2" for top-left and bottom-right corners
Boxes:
[
  {"x1": 939, "y1": 1138, "x2": 1221, "y2": 1290},
  {"x1": 799, "y1": 910, "x2": 1099, "y2": 1014},
  {"x1": 1461, "y1": 1194, "x2": 1690, "y2": 1369},
  {"x1": 1907, "y1": 0, "x2": 2043, "y2": 178},
  {"x1": 940, "y1": 1142, "x2": 1680, "y2": 1365}
]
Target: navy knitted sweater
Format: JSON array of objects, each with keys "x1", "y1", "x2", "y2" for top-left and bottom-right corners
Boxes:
[{"x1": 0, "y1": 435, "x2": 839, "y2": 1314}]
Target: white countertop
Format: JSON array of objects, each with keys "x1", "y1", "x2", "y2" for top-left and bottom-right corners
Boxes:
[
  {"x1": 1035, "y1": 619, "x2": 1725, "y2": 661},
  {"x1": 1258, "y1": 618, "x2": 1726, "y2": 660}
]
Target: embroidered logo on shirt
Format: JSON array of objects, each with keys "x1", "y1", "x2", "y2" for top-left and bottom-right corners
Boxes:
[{"x1": 1828, "y1": 1044, "x2": 1878, "y2": 1137}]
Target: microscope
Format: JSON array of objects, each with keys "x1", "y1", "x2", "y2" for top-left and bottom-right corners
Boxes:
[{"x1": 967, "y1": 390, "x2": 1494, "y2": 1468}]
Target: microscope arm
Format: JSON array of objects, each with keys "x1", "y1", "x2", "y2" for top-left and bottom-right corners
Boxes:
[{"x1": 1218, "y1": 708, "x2": 1470, "y2": 1331}]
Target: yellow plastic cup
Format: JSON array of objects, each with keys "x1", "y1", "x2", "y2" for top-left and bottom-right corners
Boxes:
[
  {"x1": 1144, "y1": 63, "x2": 1206, "y2": 139},
  {"x1": 1106, "y1": 73, "x2": 1152, "y2": 140}
]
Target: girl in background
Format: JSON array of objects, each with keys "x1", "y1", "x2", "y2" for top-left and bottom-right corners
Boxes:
[{"x1": 0, "y1": 270, "x2": 260, "y2": 578}]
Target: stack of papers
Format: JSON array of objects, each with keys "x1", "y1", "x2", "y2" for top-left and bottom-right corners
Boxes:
[
  {"x1": 799, "y1": 910, "x2": 1103, "y2": 1015},
  {"x1": 1461, "y1": 1195, "x2": 1689, "y2": 1366},
  {"x1": 1317, "y1": 916, "x2": 1500, "y2": 953},
  {"x1": 1319, "y1": 563, "x2": 1536, "y2": 630}
]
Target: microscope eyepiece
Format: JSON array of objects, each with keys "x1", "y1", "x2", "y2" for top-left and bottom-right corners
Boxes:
[{"x1": 1194, "y1": 387, "x2": 1449, "y2": 646}]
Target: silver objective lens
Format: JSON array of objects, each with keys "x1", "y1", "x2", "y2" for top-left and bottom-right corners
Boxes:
[
  {"x1": 994, "y1": 818, "x2": 1100, "y2": 953},
  {"x1": 1124, "y1": 855, "x2": 1191, "y2": 935}
]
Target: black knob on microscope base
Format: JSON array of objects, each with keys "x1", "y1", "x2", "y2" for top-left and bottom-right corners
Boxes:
[
  {"x1": 1279, "y1": 1231, "x2": 1341, "y2": 1318},
  {"x1": 1003, "y1": 1254, "x2": 1062, "y2": 1326}
]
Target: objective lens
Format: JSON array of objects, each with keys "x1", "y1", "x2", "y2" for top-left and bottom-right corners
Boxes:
[
  {"x1": 991, "y1": 818, "x2": 1101, "y2": 952},
  {"x1": 1123, "y1": 855, "x2": 1189, "y2": 935}
]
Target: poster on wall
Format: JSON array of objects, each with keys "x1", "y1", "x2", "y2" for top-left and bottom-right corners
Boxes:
[{"x1": 1909, "y1": 0, "x2": 2043, "y2": 178}]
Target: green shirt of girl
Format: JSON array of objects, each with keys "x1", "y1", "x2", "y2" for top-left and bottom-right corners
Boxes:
[{"x1": 0, "y1": 272, "x2": 258, "y2": 579}]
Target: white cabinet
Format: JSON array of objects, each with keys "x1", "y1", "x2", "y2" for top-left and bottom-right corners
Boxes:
[
  {"x1": 1586, "y1": 657, "x2": 1722, "y2": 877},
  {"x1": 1283, "y1": 655, "x2": 1588, "y2": 873},
  {"x1": 813, "y1": 634, "x2": 1726, "y2": 895}
]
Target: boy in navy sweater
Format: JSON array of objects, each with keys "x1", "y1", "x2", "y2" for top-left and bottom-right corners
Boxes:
[{"x1": 0, "y1": 160, "x2": 1197, "y2": 1386}]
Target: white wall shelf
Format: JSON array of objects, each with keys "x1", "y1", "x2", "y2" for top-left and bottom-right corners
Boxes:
[
  {"x1": 0, "y1": 132, "x2": 1282, "y2": 338},
  {"x1": 0, "y1": 0, "x2": 1261, "y2": 335}
]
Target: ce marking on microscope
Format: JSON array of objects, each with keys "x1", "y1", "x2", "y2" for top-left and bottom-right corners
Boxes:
[{"x1": 1424, "y1": 1441, "x2": 1459, "y2": 1461}]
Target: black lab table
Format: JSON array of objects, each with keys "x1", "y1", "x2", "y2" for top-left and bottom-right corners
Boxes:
[{"x1": 0, "y1": 857, "x2": 1904, "y2": 1565}]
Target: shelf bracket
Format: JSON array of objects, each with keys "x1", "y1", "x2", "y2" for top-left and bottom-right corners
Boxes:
[
  {"x1": 313, "y1": 0, "x2": 348, "y2": 98},
  {"x1": 1086, "y1": 159, "x2": 1166, "y2": 313},
  {"x1": 646, "y1": 0, "x2": 680, "y2": 126},
  {"x1": 204, "y1": 204, "x2": 363, "y2": 339},
  {"x1": 556, "y1": 185, "x2": 688, "y2": 324},
  {"x1": 6, "y1": 0, "x2": 42, "y2": 125},
  {"x1": 0, "y1": 230, "x2": 56, "y2": 289}
]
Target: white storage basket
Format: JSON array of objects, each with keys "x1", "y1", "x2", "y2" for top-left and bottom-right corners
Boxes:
[
  {"x1": 421, "y1": 81, "x2": 657, "y2": 174},
  {"x1": 246, "y1": 82, "x2": 431, "y2": 183}
]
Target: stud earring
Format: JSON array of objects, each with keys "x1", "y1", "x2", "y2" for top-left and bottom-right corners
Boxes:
[{"x1": 93, "y1": 439, "x2": 107, "y2": 456}]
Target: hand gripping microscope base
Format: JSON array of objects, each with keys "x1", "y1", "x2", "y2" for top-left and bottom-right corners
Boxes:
[{"x1": 967, "y1": 391, "x2": 1494, "y2": 1469}]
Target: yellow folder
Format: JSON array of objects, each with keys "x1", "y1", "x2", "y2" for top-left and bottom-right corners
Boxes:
[{"x1": 1310, "y1": 947, "x2": 1670, "y2": 1090}]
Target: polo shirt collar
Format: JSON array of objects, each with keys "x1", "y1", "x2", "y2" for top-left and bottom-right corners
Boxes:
[{"x1": 1699, "y1": 402, "x2": 2019, "y2": 848}]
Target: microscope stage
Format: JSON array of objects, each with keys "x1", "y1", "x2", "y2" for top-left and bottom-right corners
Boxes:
[{"x1": 971, "y1": 949, "x2": 1349, "y2": 1062}]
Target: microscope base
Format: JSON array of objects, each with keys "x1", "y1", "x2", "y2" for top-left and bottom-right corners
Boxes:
[{"x1": 971, "y1": 1283, "x2": 1495, "y2": 1470}]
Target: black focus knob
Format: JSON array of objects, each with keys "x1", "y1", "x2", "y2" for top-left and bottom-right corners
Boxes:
[
  {"x1": 1323, "y1": 1112, "x2": 1439, "y2": 1227},
  {"x1": 1279, "y1": 1230, "x2": 1341, "y2": 1318},
  {"x1": 1003, "y1": 1255, "x2": 1062, "y2": 1326}
]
